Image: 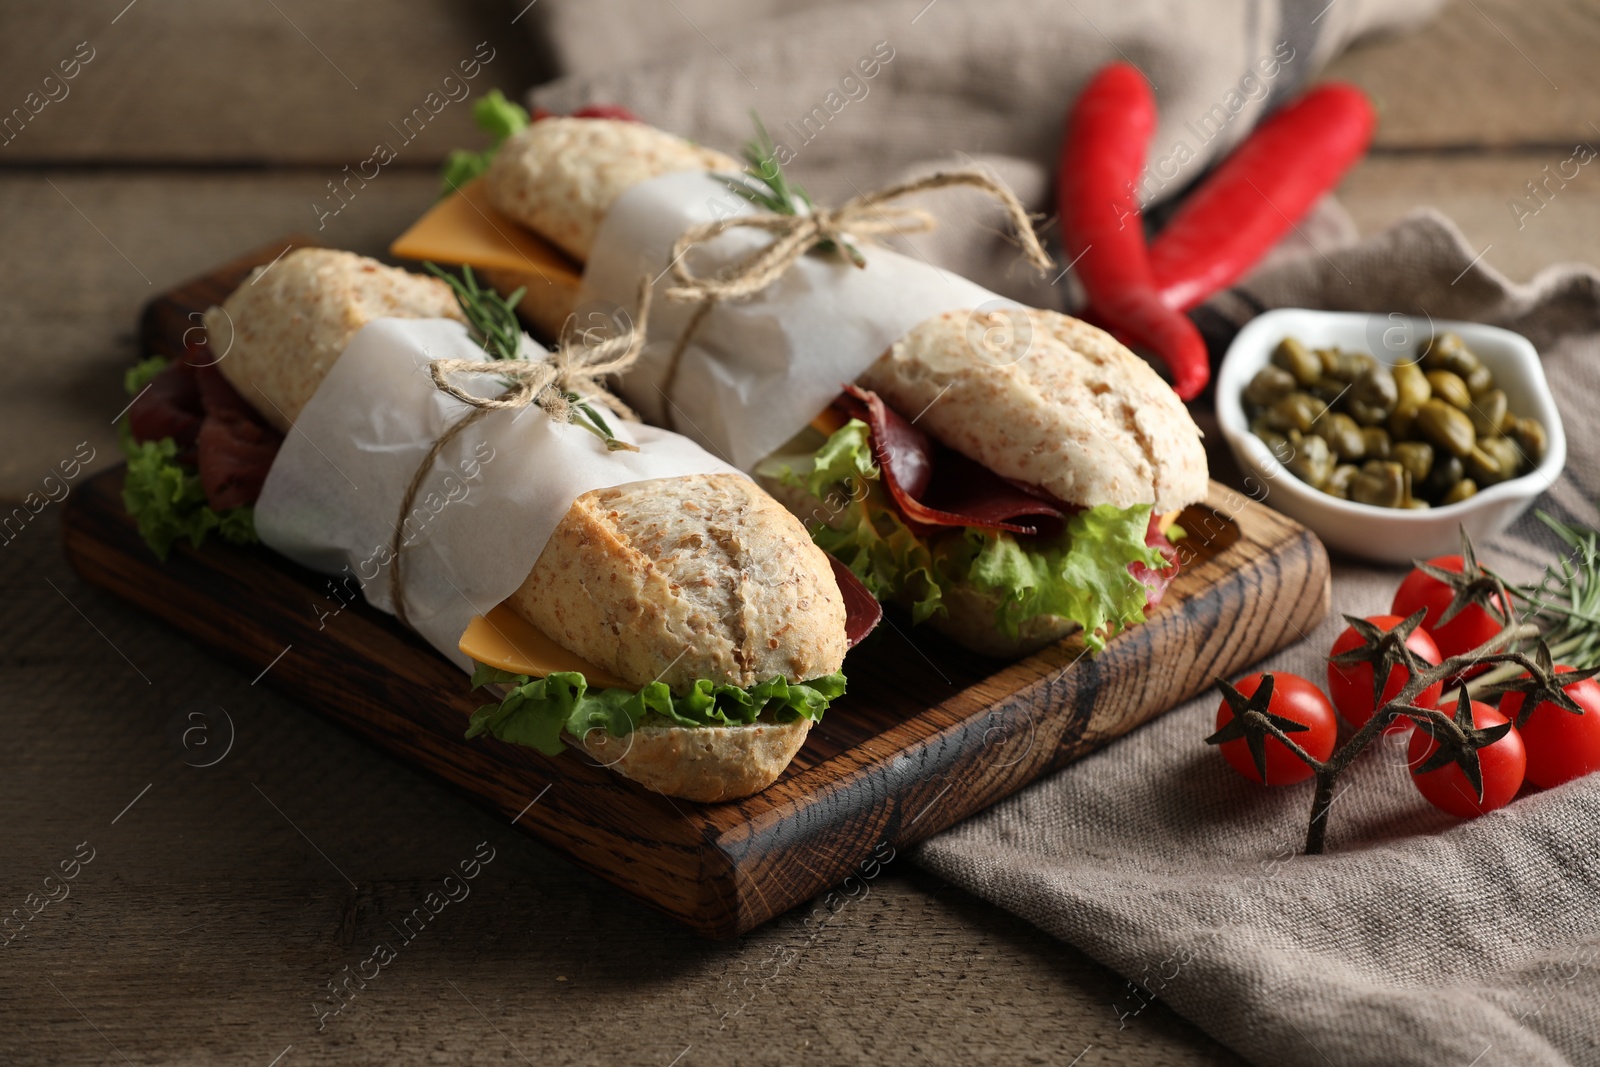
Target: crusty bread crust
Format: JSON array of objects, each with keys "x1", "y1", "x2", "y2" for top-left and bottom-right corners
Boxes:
[
  {"x1": 207, "y1": 248, "x2": 465, "y2": 432},
  {"x1": 510, "y1": 473, "x2": 849, "y2": 691},
  {"x1": 855, "y1": 308, "x2": 1208, "y2": 514},
  {"x1": 485, "y1": 117, "x2": 739, "y2": 262},
  {"x1": 574, "y1": 717, "x2": 810, "y2": 802}
]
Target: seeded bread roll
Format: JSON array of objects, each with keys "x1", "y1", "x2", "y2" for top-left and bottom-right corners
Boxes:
[
  {"x1": 484, "y1": 117, "x2": 739, "y2": 261},
  {"x1": 576, "y1": 717, "x2": 811, "y2": 803},
  {"x1": 205, "y1": 248, "x2": 852, "y2": 802},
  {"x1": 510, "y1": 474, "x2": 847, "y2": 691},
  {"x1": 207, "y1": 249, "x2": 465, "y2": 433},
  {"x1": 856, "y1": 308, "x2": 1208, "y2": 515}
]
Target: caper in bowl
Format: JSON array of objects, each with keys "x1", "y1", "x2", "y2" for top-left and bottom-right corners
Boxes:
[{"x1": 1216, "y1": 310, "x2": 1565, "y2": 563}]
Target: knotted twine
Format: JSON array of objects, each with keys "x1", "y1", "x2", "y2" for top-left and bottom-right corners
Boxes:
[
  {"x1": 655, "y1": 169, "x2": 1056, "y2": 406},
  {"x1": 387, "y1": 278, "x2": 652, "y2": 629}
]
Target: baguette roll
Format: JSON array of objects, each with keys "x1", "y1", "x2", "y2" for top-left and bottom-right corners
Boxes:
[
  {"x1": 856, "y1": 308, "x2": 1208, "y2": 515},
  {"x1": 208, "y1": 249, "x2": 466, "y2": 433},
  {"x1": 485, "y1": 118, "x2": 739, "y2": 262},
  {"x1": 209, "y1": 248, "x2": 849, "y2": 801}
]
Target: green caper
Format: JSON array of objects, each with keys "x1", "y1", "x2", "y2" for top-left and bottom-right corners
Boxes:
[
  {"x1": 1468, "y1": 389, "x2": 1508, "y2": 438},
  {"x1": 1253, "y1": 429, "x2": 1292, "y2": 464},
  {"x1": 1272, "y1": 337, "x2": 1323, "y2": 387},
  {"x1": 1393, "y1": 362, "x2": 1431, "y2": 408},
  {"x1": 1425, "y1": 370, "x2": 1473, "y2": 410},
  {"x1": 1501, "y1": 408, "x2": 1520, "y2": 435},
  {"x1": 1315, "y1": 348, "x2": 1342, "y2": 375},
  {"x1": 1311, "y1": 378, "x2": 1351, "y2": 405},
  {"x1": 1391, "y1": 440, "x2": 1434, "y2": 484},
  {"x1": 1466, "y1": 364, "x2": 1495, "y2": 397},
  {"x1": 1326, "y1": 351, "x2": 1378, "y2": 382},
  {"x1": 1419, "y1": 333, "x2": 1480, "y2": 377},
  {"x1": 1285, "y1": 433, "x2": 1335, "y2": 488},
  {"x1": 1421, "y1": 454, "x2": 1465, "y2": 500},
  {"x1": 1267, "y1": 391, "x2": 1326, "y2": 433},
  {"x1": 1402, "y1": 498, "x2": 1432, "y2": 510},
  {"x1": 1440, "y1": 479, "x2": 1479, "y2": 505},
  {"x1": 1243, "y1": 365, "x2": 1297, "y2": 408},
  {"x1": 1345, "y1": 366, "x2": 1399, "y2": 425},
  {"x1": 1361, "y1": 426, "x2": 1392, "y2": 461},
  {"x1": 1389, "y1": 402, "x2": 1421, "y2": 440},
  {"x1": 1472, "y1": 437, "x2": 1523, "y2": 485},
  {"x1": 1350, "y1": 460, "x2": 1408, "y2": 508},
  {"x1": 1324, "y1": 464, "x2": 1360, "y2": 499},
  {"x1": 1416, "y1": 398, "x2": 1476, "y2": 457},
  {"x1": 1315, "y1": 412, "x2": 1366, "y2": 460},
  {"x1": 1512, "y1": 417, "x2": 1548, "y2": 466}
]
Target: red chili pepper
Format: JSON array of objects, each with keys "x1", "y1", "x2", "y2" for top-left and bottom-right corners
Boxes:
[
  {"x1": 1058, "y1": 63, "x2": 1211, "y2": 401},
  {"x1": 1148, "y1": 83, "x2": 1375, "y2": 312}
]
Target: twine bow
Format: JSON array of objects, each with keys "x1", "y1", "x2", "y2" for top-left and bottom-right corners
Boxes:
[
  {"x1": 387, "y1": 278, "x2": 652, "y2": 628},
  {"x1": 664, "y1": 169, "x2": 1053, "y2": 303},
  {"x1": 655, "y1": 169, "x2": 1054, "y2": 406}
]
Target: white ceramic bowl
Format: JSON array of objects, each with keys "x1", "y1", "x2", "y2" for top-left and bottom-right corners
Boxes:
[{"x1": 1216, "y1": 308, "x2": 1565, "y2": 564}]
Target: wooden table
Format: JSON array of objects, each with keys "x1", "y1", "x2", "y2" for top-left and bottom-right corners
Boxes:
[{"x1": 3, "y1": 3, "x2": 1596, "y2": 1063}]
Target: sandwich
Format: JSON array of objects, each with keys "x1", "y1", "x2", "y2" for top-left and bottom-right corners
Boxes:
[
  {"x1": 401, "y1": 111, "x2": 1208, "y2": 656},
  {"x1": 759, "y1": 311, "x2": 1204, "y2": 656},
  {"x1": 123, "y1": 247, "x2": 878, "y2": 801}
]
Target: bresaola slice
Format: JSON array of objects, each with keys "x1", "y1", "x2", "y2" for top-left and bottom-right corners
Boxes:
[
  {"x1": 127, "y1": 346, "x2": 284, "y2": 510},
  {"x1": 829, "y1": 554, "x2": 883, "y2": 648},
  {"x1": 126, "y1": 359, "x2": 203, "y2": 462},
  {"x1": 835, "y1": 384, "x2": 1064, "y2": 535},
  {"x1": 193, "y1": 363, "x2": 284, "y2": 509},
  {"x1": 833, "y1": 383, "x2": 1181, "y2": 615},
  {"x1": 1131, "y1": 512, "x2": 1180, "y2": 612}
]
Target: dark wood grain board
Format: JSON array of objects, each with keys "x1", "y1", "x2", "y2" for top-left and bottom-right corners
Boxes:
[{"x1": 62, "y1": 240, "x2": 1331, "y2": 938}]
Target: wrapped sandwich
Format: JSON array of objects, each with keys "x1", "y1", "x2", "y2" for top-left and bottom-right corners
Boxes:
[
  {"x1": 122, "y1": 248, "x2": 877, "y2": 801},
  {"x1": 400, "y1": 111, "x2": 1207, "y2": 655}
]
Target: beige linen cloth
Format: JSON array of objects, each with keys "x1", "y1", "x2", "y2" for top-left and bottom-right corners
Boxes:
[{"x1": 516, "y1": 3, "x2": 1600, "y2": 1064}]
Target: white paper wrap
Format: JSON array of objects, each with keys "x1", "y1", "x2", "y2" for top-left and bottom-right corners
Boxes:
[
  {"x1": 253, "y1": 317, "x2": 740, "y2": 670},
  {"x1": 580, "y1": 170, "x2": 1012, "y2": 470}
]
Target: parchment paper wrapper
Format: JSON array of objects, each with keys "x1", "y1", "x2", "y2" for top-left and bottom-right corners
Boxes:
[
  {"x1": 253, "y1": 317, "x2": 740, "y2": 670},
  {"x1": 580, "y1": 170, "x2": 1012, "y2": 470}
]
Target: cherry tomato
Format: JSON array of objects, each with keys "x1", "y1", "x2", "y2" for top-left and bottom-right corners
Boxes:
[
  {"x1": 1499, "y1": 665, "x2": 1600, "y2": 789},
  {"x1": 1391, "y1": 555, "x2": 1510, "y2": 662},
  {"x1": 1408, "y1": 700, "x2": 1525, "y2": 818},
  {"x1": 1215, "y1": 672, "x2": 1338, "y2": 785},
  {"x1": 1327, "y1": 615, "x2": 1443, "y2": 730}
]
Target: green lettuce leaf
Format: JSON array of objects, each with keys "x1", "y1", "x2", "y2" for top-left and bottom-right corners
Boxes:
[
  {"x1": 117, "y1": 356, "x2": 258, "y2": 560},
  {"x1": 764, "y1": 421, "x2": 1165, "y2": 650},
  {"x1": 465, "y1": 665, "x2": 848, "y2": 756},
  {"x1": 440, "y1": 89, "x2": 530, "y2": 194}
]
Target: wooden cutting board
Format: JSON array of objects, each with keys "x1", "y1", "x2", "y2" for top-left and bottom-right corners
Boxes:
[{"x1": 66, "y1": 239, "x2": 1331, "y2": 938}]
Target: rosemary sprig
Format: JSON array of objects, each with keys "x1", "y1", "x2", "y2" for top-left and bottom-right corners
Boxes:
[
  {"x1": 1475, "y1": 510, "x2": 1600, "y2": 681},
  {"x1": 718, "y1": 113, "x2": 863, "y2": 266},
  {"x1": 425, "y1": 262, "x2": 526, "y2": 360},
  {"x1": 423, "y1": 262, "x2": 633, "y2": 451}
]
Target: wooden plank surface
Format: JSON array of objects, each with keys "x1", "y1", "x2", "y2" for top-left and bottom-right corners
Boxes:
[{"x1": 3, "y1": 0, "x2": 1597, "y2": 1062}]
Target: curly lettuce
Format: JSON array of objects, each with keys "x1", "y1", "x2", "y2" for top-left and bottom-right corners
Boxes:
[
  {"x1": 440, "y1": 90, "x2": 530, "y2": 194},
  {"x1": 465, "y1": 664, "x2": 848, "y2": 756},
  {"x1": 118, "y1": 356, "x2": 257, "y2": 561},
  {"x1": 759, "y1": 420, "x2": 1165, "y2": 651}
]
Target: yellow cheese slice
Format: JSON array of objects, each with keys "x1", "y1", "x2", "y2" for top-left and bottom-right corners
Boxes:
[
  {"x1": 809, "y1": 407, "x2": 847, "y2": 436},
  {"x1": 390, "y1": 177, "x2": 582, "y2": 285},
  {"x1": 458, "y1": 604, "x2": 631, "y2": 690}
]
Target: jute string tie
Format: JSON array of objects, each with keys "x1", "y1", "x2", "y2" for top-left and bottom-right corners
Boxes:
[
  {"x1": 655, "y1": 168, "x2": 1054, "y2": 407},
  {"x1": 387, "y1": 278, "x2": 652, "y2": 628}
]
